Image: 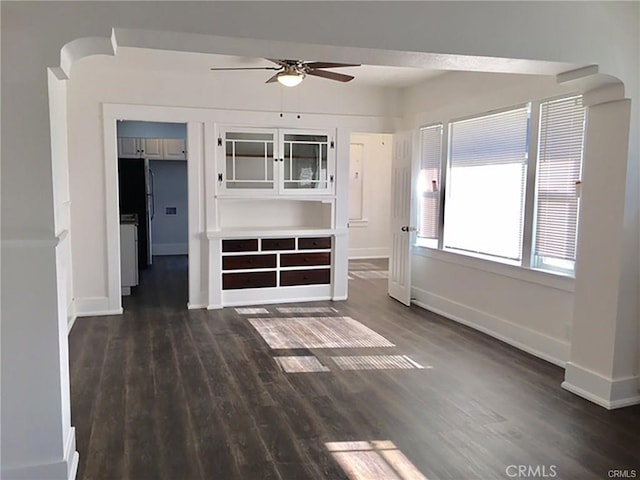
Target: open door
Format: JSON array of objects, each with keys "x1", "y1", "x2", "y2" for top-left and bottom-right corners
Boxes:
[{"x1": 388, "y1": 131, "x2": 414, "y2": 305}]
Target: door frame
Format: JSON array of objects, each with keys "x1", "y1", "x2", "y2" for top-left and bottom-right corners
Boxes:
[{"x1": 103, "y1": 104, "x2": 206, "y2": 311}]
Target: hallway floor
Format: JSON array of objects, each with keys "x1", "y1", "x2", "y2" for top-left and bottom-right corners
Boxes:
[{"x1": 69, "y1": 256, "x2": 640, "y2": 479}]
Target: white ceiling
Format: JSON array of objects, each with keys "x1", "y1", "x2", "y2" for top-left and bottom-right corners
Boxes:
[{"x1": 114, "y1": 48, "x2": 446, "y2": 88}]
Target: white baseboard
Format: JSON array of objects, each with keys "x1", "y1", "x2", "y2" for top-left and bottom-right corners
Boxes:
[
  {"x1": 348, "y1": 247, "x2": 389, "y2": 259},
  {"x1": 73, "y1": 296, "x2": 123, "y2": 317},
  {"x1": 1, "y1": 427, "x2": 78, "y2": 480},
  {"x1": 153, "y1": 242, "x2": 188, "y2": 255},
  {"x1": 411, "y1": 286, "x2": 570, "y2": 367},
  {"x1": 562, "y1": 362, "x2": 640, "y2": 409},
  {"x1": 187, "y1": 303, "x2": 208, "y2": 310}
]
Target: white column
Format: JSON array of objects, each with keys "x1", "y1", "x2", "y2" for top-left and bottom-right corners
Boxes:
[
  {"x1": 0, "y1": 70, "x2": 78, "y2": 480},
  {"x1": 562, "y1": 98, "x2": 640, "y2": 409}
]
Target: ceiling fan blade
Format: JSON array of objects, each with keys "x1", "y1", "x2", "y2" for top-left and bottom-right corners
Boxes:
[
  {"x1": 265, "y1": 58, "x2": 291, "y2": 67},
  {"x1": 265, "y1": 72, "x2": 281, "y2": 83},
  {"x1": 210, "y1": 66, "x2": 279, "y2": 71},
  {"x1": 307, "y1": 69, "x2": 355, "y2": 83},
  {"x1": 305, "y1": 62, "x2": 361, "y2": 69}
]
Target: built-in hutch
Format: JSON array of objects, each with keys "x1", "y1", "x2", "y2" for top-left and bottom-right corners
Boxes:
[{"x1": 207, "y1": 125, "x2": 345, "y2": 308}]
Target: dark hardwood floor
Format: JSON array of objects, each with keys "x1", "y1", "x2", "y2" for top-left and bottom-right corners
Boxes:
[{"x1": 69, "y1": 256, "x2": 640, "y2": 480}]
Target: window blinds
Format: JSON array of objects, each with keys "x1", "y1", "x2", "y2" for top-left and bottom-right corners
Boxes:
[
  {"x1": 444, "y1": 107, "x2": 530, "y2": 260},
  {"x1": 534, "y1": 96, "x2": 585, "y2": 262},
  {"x1": 418, "y1": 125, "x2": 442, "y2": 240}
]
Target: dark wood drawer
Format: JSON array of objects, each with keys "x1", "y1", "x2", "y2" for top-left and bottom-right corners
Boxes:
[
  {"x1": 280, "y1": 252, "x2": 331, "y2": 267},
  {"x1": 298, "y1": 237, "x2": 332, "y2": 250},
  {"x1": 222, "y1": 239, "x2": 258, "y2": 252},
  {"x1": 280, "y1": 269, "x2": 331, "y2": 286},
  {"x1": 261, "y1": 238, "x2": 295, "y2": 251},
  {"x1": 223, "y1": 271, "x2": 276, "y2": 290},
  {"x1": 222, "y1": 254, "x2": 276, "y2": 270}
]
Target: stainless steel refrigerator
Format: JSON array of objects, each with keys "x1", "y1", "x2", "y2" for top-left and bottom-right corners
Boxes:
[{"x1": 118, "y1": 158, "x2": 154, "y2": 268}]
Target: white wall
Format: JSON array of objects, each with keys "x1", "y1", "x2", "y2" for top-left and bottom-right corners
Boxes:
[
  {"x1": 348, "y1": 133, "x2": 393, "y2": 258},
  {"x1": 66, "y1": 56, "x2": 394, "y2": 312}
]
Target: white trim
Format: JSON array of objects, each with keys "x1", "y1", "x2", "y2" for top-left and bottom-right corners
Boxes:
[
  {"x1": 153, "y1": 243, "x2": 188, "y2": 255},
  {"x1": 73, "y1": 297, "x2": 123, "y2": 317},
  {"x1": 411, "y1": 286, "x2": 570, "y2": 367},
  {"x1": 348, "y1": 248, "x2": 389, "y2": 259},
  {"x1": 1, "y1": 427, "x2": 78, "y2": 480},
  {"x1": 218, "y1": 285, "x2": 332, "y2": 309},
  {"x1": 187, "y1": 303, "x2": 208, "y2": 310},
  {"x1": 67, "y1": 313, "x2": 77, "y2": 333},
  {"x1": 562, "y1": 362, "x2": 640, "y2": 409}
]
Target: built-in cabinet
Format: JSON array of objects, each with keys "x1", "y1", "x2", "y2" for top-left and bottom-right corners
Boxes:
[
  {"x1": 118, "y1": 137, "x2": 187, "y2": 160},
  {"x1": 217, "y1": 127, "x2": 335, "y2": 195},
  {"x1": 206, "y1": 124, "x2": 343, "y2": 308}
]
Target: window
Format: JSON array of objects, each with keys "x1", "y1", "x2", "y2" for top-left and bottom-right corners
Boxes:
[
  {"x1": 416, "y1": 125, "x2": 442, "y2": 248},
  {"x1": 533, "y1": 96, "x2": 585, "y2": 273},
  {"x1": 444, "y1": 106, "x2": 530, "y2": 261},
  {"x1": 414, "y1": 95, "x2": 586, "y2": 277}
]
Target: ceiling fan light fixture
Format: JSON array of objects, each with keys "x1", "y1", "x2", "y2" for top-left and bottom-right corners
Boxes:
[{"x1": 277, "y1": 70, "x2": 304, "y2": 87}]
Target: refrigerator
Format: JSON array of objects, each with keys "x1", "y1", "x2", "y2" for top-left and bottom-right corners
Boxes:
[{"x1": 118, "y1": 158, "x2": 154, "y2": 269}]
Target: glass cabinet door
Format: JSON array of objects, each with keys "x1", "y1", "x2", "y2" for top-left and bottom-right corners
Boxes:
[
  {"x1": 224, "y1": 131, "x2": 276, "y2": 190},
  {"x1": 282, "y1": 132, "x2": 331, "y2": 192}
]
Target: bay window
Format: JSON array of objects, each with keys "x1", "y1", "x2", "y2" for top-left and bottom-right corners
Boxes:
[{"x1": 415, "y1": 95, "x2": 586, "y2": 277}]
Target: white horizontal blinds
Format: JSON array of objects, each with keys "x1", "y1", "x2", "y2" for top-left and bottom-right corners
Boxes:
[
  {"x1": 534, "y1": 96, "x2": 585, "y2": 262},
  {"x1": 444, "y1": 106, "x2": 530, "y2": 260},
  {"x1": 418, "y1": 125, "x2": 442, "y2": 240}
]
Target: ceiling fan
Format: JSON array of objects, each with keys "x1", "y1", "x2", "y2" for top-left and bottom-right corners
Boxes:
[{"x1": 210, "y1": 59, "x2": 361, "y2": 87}]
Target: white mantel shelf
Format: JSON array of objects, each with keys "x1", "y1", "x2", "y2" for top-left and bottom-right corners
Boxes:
[{"x1": 207, "y1": 228, "x2": 337, "y2": 239}]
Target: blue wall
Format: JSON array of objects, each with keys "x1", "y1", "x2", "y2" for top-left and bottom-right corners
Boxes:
[{"x1": 117, "y1": 121, "x2": 186, "y2": 139}]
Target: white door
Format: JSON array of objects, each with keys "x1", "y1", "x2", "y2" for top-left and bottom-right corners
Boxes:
[{"x1": 388, "y1": 131, "x2": 414, "y2": 305}]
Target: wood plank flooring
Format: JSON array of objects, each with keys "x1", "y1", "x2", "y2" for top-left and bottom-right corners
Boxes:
[{"x1": 69, "y1": 256, "x2": 640, "y2": 479}]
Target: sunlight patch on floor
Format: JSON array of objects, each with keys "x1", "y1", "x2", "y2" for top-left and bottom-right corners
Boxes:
[
  {"x1": 248, "y1": 316, "x2": 395, "y2": 349},
  {"x1": 235, "y1": 307, "x2": 270, "y2": 314},
  {"x1": 273, "y1": 355, "x2": 330, "y2": 373},
  {"x1": 276, "y1": 306, "x2": 338, "y2": 314},
  {"x1": 331, "y1": 355, "x2": 427, "y2": 371},
  {"x1": 326, "y1": 440, "x2": 429, "y2": 480}
]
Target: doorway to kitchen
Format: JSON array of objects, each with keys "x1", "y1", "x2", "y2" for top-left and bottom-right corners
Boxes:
[{"x1": 116, "y1": 120, "x2": 189, "y2": 302}]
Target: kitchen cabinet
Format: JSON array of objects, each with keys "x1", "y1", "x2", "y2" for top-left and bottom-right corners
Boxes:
[
  {"x1": 217, "y1": 127, "x2": 335, "y2": 196},
  {"x1": 162, "y1": 138, "x2": 187, "y2": 160},
  {"x1": 117, "y1": 137, "x2": 187, "y2": 160}
]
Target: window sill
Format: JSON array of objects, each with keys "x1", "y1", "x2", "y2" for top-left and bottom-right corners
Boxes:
[{"x1": 411, "y1": 245, "x2": 575, "y2": 292}]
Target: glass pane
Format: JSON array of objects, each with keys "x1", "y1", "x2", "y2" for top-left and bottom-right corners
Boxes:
[
  {"x1": 225, "y1": 141, "x2": 234, "y2": 180},
  {"x1": 226, "y1": 137, "x2": 275, "y2": 187},
  {"x1": 284, "y1": 143, "x2": 291, "y2": 180},
  {"x1": 267, "y1": 143, "x2": 274, "y2": 180},
  {"x1": 227, "y1": 132, "x2": 273, "y2": 141},
  {"x1": 285, "y1": 181, "x2": 327, "y2": 190},
  {"x1": 284, "y1": 134, "x2": 328, "y2": 143},
  {"x1": 290, "y1": 143, "x2": 320, "y2": 188},
  {"x1": 226, "y1": 181, "x2": 274, "y2": 189}
]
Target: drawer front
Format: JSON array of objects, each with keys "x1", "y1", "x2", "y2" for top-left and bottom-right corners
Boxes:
[
  {"x1": 280, "y1": 252, "x2": 331, "y2": 267},
  {"x1": 222, "y1": 239, "x2": 259, "y2": 253},
  {"x1": 223, "y1": 271, "x2": 276, "y2": 290},
  {"x1": 222, "y1": 254, "x2": 276, "y2": 270},
  {"x1": 261, "y1": 238, "x2": 295, "y2": 251},
  {"x1": 280, "y1": 269, "x2": 331, "y2": 286},
  {"x1": 298, "y1": 237, "x2": 332, "y2": 250}
]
